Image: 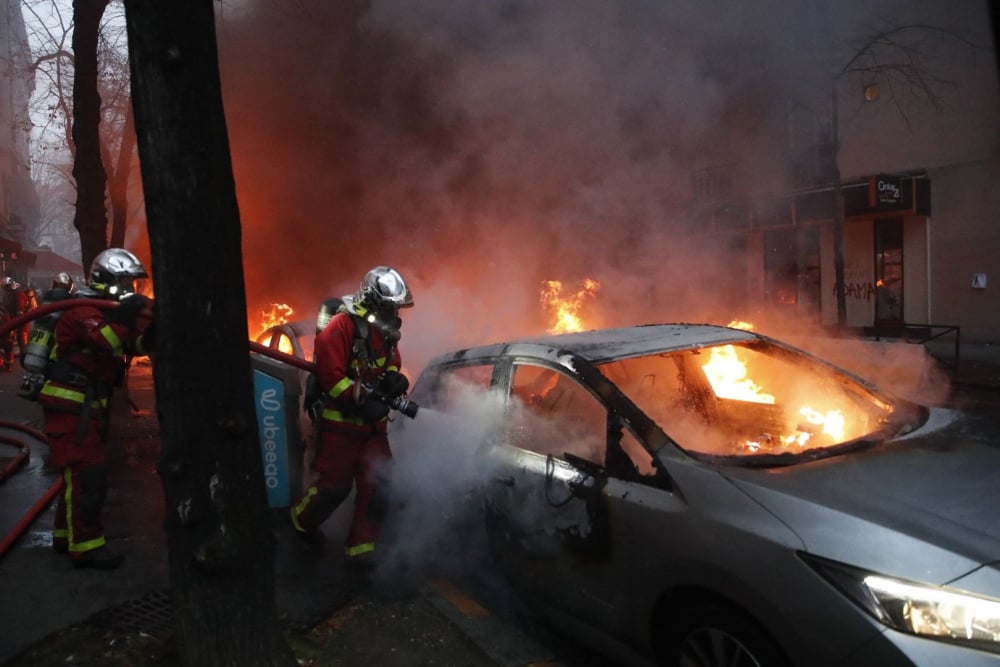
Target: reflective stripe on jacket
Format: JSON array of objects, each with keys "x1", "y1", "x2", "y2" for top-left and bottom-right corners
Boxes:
[
  {"x1": 314, "y1": 311, "x2": 401, "y2": 431},
  {"x1": 37, "y1": 300, "x2": 144, "y2": 414}
]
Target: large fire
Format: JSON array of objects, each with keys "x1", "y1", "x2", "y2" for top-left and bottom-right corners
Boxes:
[
  {"x1": 702, "y1": 320, "x2": 848, "y2": 452},
  {"x1": 540, "y1": 278, "x2": 600, "y2": 333}
]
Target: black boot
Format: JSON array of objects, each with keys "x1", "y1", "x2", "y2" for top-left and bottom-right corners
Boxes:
[
  {"x1": 288, "y1": 508, "x2": 326, "y2": 548},
  {"x1": 72, "y1": 546, "x2": 124, "y2": 570}
]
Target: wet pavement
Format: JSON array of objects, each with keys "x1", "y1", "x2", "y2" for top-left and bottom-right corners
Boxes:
[
  {"x1": 0, "y1": 362, "x2": 562, "y2": 667},
  {"x1": 1, "y1": 338, "x2": 999, "y2": 666},
  {"x1": 0, "y1": 363, "x2": 168, "y2": 664}
]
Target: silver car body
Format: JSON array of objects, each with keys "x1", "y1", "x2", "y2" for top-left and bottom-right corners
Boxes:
[{"x1": 404, "y1": 324, "x2": 1000, "y2": 667}]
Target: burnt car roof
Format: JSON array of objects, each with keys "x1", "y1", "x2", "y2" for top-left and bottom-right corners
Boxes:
[{"x1": 429, "y1": 323, "x2": 758, "y2": 366}]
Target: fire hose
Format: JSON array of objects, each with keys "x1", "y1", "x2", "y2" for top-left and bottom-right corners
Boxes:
[{"x1": 0, "y1": 299, "x2": 320, "y2": 562}]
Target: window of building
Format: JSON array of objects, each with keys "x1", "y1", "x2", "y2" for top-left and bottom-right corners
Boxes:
[
  {"x1": 874, "y1": 218, "x2": 903, "y2": 323},
  {"x1": 764, "y1": 227, "x2": 820, "y2": 314}
]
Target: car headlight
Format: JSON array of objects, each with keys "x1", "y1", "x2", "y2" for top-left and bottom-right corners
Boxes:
[{"x1": 802, "y1": 553, "x2": 1000, "y2": 652}]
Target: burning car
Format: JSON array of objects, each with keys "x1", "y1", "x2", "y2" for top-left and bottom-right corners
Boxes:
[
  {"x1": 400, "y1": 323, "x2": 1000, "y2": 667},
  {"x1": 254, "y1": 319, "x2": 313, "y2": 360}
]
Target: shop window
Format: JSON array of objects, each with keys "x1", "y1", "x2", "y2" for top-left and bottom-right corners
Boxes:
[
  {"x1": 875, "y1": 218, "x2": 903, "y2": 323},
  {"x1": 764, "y1": 227, "x2": 820, "y2": 315}
]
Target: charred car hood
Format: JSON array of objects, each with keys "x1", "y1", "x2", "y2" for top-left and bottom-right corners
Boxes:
[{"x1": 722, "y1": 407, "x2": 1000, "y2": 585}]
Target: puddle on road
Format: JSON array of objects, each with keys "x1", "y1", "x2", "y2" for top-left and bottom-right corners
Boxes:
[{"x1": 28, "y1": 530, "x2": 54, "y2": 548}]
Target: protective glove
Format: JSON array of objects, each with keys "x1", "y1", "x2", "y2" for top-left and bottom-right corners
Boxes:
[
  {"x1": 377, "y1": 370, "x2": 409, "y2": 398},
  {"x1": 359, "y1": 397, "x2": 390, "y2": 422}
]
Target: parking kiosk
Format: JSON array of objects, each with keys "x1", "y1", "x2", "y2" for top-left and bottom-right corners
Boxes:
[{"x1": 250, "y1": 352, "x2": 305, "y2": 508}]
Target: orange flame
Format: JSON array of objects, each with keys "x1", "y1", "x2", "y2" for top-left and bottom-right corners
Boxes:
[
  {"x1": 727, "y1": 320, "x2": 755, "y2": 331},
  {"x1": 702, "y1": 344, "x2": 775, "y2": 404},
  {"x1": 705, "y1": 319, "x2": 849, "y2": 452},
  {"x1": 254, "y1": 303, "x2": 294, "y2": 353},
  {"x1": 259, "y1": 303, "x2": 293, "y2": 331},
  {"x1": 540, "y1": 278, "x2": 600, "y2": 333}
]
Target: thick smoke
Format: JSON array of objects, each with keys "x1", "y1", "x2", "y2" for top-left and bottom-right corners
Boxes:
[
  {"x1": 215, "y1": 0, "x2": 834, "y2": 373},
  {"x1": 211, "y1": 0, "x2": 958, "y2": 585},
  {"x1": 372, "y1": 382, "x2": 507, "y2": 588}
]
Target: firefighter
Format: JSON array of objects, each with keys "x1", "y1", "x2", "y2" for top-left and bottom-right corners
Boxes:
[
  {"x1": 290, "y1": 266, "x2": 413, "y2": 566},
  {"x1": 44, "y1": 271, "x2": 75, "y2": 302},
  {"x1": 41, "y1": 248, "x2": 154, "y2": 569},
  {"x1": 2, "y1": 277, "x2": 34, "y2": 370}
]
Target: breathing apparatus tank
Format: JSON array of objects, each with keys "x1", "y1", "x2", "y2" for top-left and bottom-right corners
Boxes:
[{"x1": 18, "y1": 288, "x2": 73, "y2": 401}]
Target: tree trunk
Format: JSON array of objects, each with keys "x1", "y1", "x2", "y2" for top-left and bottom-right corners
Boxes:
[
  {"x1": 109, "y1": 104, "x2": 135, "y2": 249},
  {"x1": 831, "y1": 77, "x2": 847, "y2": 329},
  {"x1": 122, "y1": 2, "x2": 296, "y2": 666},
  {"x1": 71, "y1": 0, "x2": 111, "y2": 273}
]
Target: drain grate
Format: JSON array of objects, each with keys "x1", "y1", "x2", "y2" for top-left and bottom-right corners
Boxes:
[
  {"x1": 91, "y1": 589, "x2": 175, "y2": 640},
  {"x1": 90, "y1": 581, "x2": 366, "y2": 639}
]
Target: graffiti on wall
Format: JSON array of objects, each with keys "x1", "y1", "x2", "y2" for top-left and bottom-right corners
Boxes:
[
  {"x1": 834, "y1": 281, "x2": 878, "y2": 302},
  {"x1": 833, "y1": 259, "x2": 878, "y2": 303}
]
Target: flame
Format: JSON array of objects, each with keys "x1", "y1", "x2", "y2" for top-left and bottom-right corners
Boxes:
[
  {"x1": 702, "y1": 344, "x2": 775, "y2": 404},
  {"x1": 799, "y1": 406, "x2": 846, "y2": 441},
  {"x1": 704, "y1": 319, "x2": 773, "y2": 403},
  {"x1": 540, "y1": 278, "x2": 600, "y2": 333},
  {"x1": 134, "y1": 278, "x2": 155, "y2": 298},
  {"x1": 705, "y1": 319, "x2": 850, "y2": 452},
  {"x1": 254, "y1": 303, "x2": 295, "y2": 354},
  {"x1": 727, "y1": 320, "x2": 755, "y2": 331},
  {"x1": 259, "y1": 303, "x2": 293, "y2": 332}
]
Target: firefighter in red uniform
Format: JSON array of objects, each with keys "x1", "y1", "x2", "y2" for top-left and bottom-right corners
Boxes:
[
  {"x1": 41, "y1": 248, "x2": 154, "y2": 570},
  {"x1": 290, "y1": 266, "x2": 413, "y2": 566},
  {"x1": 2, "y1": 277, "x2": 35, "y2": 370}
]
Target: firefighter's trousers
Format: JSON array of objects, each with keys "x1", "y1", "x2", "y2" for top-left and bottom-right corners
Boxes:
[
  {"x1": 43, "y1": 408, "x2": 111, "y2": 558},
  {"x1": 291, "y1": 426, "x2": 392, "y2": 557}
]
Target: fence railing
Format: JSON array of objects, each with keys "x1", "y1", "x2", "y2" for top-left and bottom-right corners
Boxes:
[{"x1": 864, "y1": 322, "x2": 962, "y2": 372}]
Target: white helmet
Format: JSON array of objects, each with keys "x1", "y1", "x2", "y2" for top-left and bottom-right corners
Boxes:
[
  {"x1": 52, "y1": 272, "x2": 74, "y2": 291},
  {"x1": 356, "y1": 266, "x2": 413, "y2": 321},
  {"x1": 89, "y1": 248, "x2": 148, "y2": 299}
]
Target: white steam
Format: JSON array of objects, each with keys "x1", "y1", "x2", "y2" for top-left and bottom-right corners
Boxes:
[{"x1": 375, "y1": 381, "x2": 507, "y2": 584}]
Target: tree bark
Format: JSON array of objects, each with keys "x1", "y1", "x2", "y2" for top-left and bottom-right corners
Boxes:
[
  {"x1": 122, "y1": 2, "x2": 296, "y2": 665},
  {"x1": 71, "y1": 0, "x2": 110, "y2": 273},
  {"x1": 831, "y1": 78, "x2": 847, "y2": 329}
]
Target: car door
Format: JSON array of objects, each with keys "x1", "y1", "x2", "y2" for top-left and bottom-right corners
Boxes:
[{"x1": 484, "y1": 361, "x2": 666, "y2": 633}]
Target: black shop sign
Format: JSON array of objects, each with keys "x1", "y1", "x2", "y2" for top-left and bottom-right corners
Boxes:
[{"x1": 869, "y1": 175, "x2": 902, "y2": 207}]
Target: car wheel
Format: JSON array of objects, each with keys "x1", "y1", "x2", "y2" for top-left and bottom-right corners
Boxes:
[{"x1": 657, "y1": 600, "x2": 789, "y2": 667}]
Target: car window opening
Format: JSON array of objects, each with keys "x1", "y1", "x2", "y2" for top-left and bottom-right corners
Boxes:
[
  {"x1": 509, "y1": 364, "x2": 662, "y2": 478},
  {"x1": 600, "y1": 343, "x2": 898, "y2": 458}
]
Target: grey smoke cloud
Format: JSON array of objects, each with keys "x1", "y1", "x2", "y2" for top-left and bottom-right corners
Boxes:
[
  {"x1": 220, "y1": 0, "x2": 956, "y2": 401},
  {"x1": 220, "y1": 1, "x2": 817, "y2": 366}
]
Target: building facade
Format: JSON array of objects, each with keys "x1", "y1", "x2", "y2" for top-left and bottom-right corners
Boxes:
[
  {"x1": 683, "y1": 0, "x2": 1000, "y2": 344},
  {"x1": 0, "y1": 0, "x2": 38, "y2": 283}
]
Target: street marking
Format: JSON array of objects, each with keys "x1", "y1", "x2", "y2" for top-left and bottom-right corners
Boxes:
[{"x1": 426, "y1": 578, "x2": 490, "y2": 618}]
